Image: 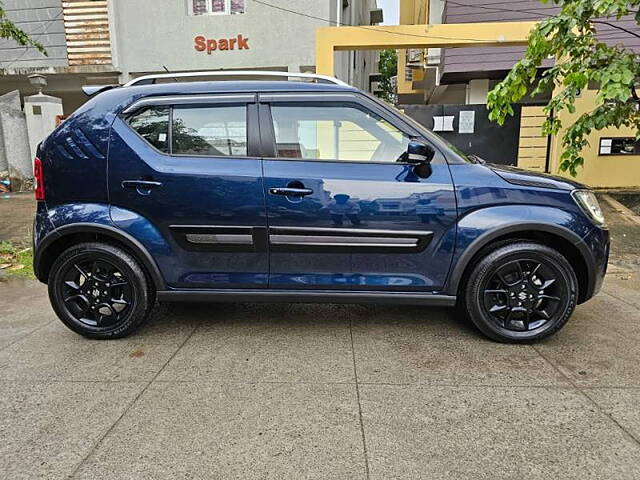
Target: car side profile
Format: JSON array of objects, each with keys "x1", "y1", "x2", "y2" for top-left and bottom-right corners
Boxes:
[{"x1": 32, "y1": 71, "x2": 609, "y2": 342}]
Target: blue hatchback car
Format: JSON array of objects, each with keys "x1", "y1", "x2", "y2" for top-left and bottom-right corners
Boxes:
[{"x1": 32, "y1": 71, "x2": 609, "y2": 342}]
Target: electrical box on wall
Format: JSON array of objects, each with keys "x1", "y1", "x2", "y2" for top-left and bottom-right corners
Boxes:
[
  {"x1": 406, "y1": 49, "x2": 424, "y2": 66},
  {"x1": 599, "y1": 137, "x2": 640, "y2": 156}
]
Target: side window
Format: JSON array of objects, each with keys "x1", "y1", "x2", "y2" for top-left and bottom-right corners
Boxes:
[
  {"x1": 172, "y1": 105, "x2": 247, "y2": 156},
  {"x1": 270, "y1": 104, "x2": 411, "y2": 163},
  {"x1": 127, "y1": 107, "x2": 170, "y2": 153}
]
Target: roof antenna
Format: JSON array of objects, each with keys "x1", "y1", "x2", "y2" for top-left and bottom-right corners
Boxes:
[{"x1": 162, "y1": 66, "x2": 179, "y2": 83}]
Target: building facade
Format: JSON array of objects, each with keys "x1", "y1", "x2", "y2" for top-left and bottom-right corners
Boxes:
[
  {"x1": 0, "y1": 0, "x2": 381, "y2": 114},
  {"x1": 393, "y1": 0, "x2": 640, "y2": 187}
]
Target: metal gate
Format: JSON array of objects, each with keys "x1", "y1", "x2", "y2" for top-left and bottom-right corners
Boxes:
[{"x1": 399, "y1": 103, "x2": 549, "y2": 170}]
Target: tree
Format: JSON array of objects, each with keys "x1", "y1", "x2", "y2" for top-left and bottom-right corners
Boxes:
[
  {"x1": 377, "y1": 49, "x2": 398, "y2": 103},
  {"x1": 487, "y1": 0, "x2": 640, "y2": 176},
  {"x1": 0, "y1": 1, "x2": 47, "y2": 57}
]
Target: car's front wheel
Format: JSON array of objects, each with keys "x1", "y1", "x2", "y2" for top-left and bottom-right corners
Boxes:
[
  {"x1": 464, "y1": 241, "x2": 578, "y2": 343},
  {"x1": 48, "y1": 242, "x2": 154, "y2": 339}
]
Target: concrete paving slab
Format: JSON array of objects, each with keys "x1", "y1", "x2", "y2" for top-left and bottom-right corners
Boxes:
[
  {"x1": 576, "y1": 290, "x2": 639, "y2": 319},
  {"x1": 585, "y1": 388, "x2": 640, "y2": 442},
  {"x1": 534, "y1": 307, "x2": 640, "y2": 388},
  {"x1": 351, "y1": 308, "x2": 568, "y2": 386},
  {"x1": 0, "y1": 380, "x2": 144, "y2": 480},
  {"x1": 0, "y1": 192, "x2": 34, "y2": 243},
  {"x1": 601, "y1": 276, "x2": 640, "y2": 310},
  {"x1": 0, "y1": 280, "x2": 52, "y2": 349},
  {"x1": 74, "y1": 382, "x2": 366, "y2": 480},
  {"x1": 0, "y1": 320, "x2": 193, "y2": 382},
  {"x1": 157, "y1": 303, "x2": 355, "y2": 383},
  {"x1": 360, "y1": 384, "x2": 640, "y2": 480}
]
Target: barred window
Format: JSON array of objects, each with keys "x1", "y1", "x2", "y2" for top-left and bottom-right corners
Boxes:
[{"x1": 191, "y1": 0, "x2": 245, "y2": 15}]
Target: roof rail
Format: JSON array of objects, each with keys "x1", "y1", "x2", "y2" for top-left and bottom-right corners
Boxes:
[{"x1": 123, "y1": 70, "x2": 350, "y2": 88}]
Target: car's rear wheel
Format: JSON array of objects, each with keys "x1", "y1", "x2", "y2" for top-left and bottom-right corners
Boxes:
[
  {"x1": 48, "y1": 242, "x2": 154, "y2": 339},
  {"x1": 464, "y1": 241, "x2": 578, "y2": 343}
]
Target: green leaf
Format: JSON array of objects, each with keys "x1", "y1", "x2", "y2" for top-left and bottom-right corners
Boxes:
[{"x1": 485, "y1": 0, "x2": 640, "y2": 176}]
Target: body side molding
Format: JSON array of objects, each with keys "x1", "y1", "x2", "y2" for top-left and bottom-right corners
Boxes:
[
  {"x1": 268, "y1": 226, "x2": 433, "y2": 253},
  {"x1": 157, "y1": 289, "x2": 456, "y2": 306}
]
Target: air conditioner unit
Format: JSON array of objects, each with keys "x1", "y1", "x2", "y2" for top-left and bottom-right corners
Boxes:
[
  {"x1": 406, "y1": 49, "x2": 424, "y2": 65},
  {"x1": 426, "y1": 49, "x2": 442, "y2": 66}
]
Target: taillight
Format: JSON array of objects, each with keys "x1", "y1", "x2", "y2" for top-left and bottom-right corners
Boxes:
[{"x1": 34, "y1": 157, "x2": 45, "y2": 201}]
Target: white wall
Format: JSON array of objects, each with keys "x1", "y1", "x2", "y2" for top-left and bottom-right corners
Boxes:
[
  {"x1": 334, "y1": 0, "x2": 379, "y2": 90},
  {"x1": 111, "y1": 0, "x2": 334, "y2": 78}
]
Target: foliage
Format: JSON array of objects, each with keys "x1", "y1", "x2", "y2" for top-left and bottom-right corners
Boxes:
[
  {"x1": 0, "y1": 242, "x2": 34, "y2": 279},
  {"x1": 377, "y1": 48, "x2": 398, "y2": 103},
  {"x1": 0, "y1": 2, "x2": 47, "y2": 58},
  {"x1": 487, "y1": 0, "x2": 640, "y2": 176}
]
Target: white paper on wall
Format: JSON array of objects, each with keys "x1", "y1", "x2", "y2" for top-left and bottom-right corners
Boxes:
[
  {"x1": 433, "y1": 115, "x2": 454, "y2": 132},
  {"x1": 459, "y1": 110, "x2": 475, "y2": 134}
]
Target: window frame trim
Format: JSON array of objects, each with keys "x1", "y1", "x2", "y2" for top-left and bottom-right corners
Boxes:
[{"x1": 121, "y1": 95, "x2": 257, "y2": 159}]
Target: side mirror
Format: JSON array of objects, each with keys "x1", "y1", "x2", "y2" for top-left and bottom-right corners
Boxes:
[{"x1": 406, "y1": 141, "x2": 435, "y2": 164}]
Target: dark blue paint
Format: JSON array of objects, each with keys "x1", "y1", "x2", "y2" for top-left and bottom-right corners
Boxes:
[
  {"x1": 108, "y1": 118, "x2": 268, "y2": 289},
  {"x1": 264, "y1": 159, "x2": 456, "y2": 291},
  {"x1": 34, "y1": 80, "x2": 609, "y2": 305}
]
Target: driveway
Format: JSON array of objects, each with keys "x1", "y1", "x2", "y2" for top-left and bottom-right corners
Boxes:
[
  {"x1": 1, "y1": 274, "x2": 640, "y2": 479},
  {"x1": 1, "y1": 195, "x2": 640, "y2": 478}
]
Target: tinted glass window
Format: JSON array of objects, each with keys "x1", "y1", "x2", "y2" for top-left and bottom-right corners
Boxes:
[
  {"x1": 172, "y1": 106, "x2": 247, "y2": 156},
  {"x1": 127, "y1": 106, "x2": 169, "y2": 153},
  {"x1": 270, "y1": 105, "x2": 410, "y2": 163}
]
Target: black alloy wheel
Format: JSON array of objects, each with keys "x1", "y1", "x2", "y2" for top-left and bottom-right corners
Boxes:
[
  {"x1": 61, "y1": 258, "x2": 133, "y2": 328},
  {"x1": 49, "y1": 242, "x2": 153, "y2": 339},
  {"x1": 464, "y1": 241, "x2": 578, "y2": 342},
  {"x1": 482, "y1": 258, "x2": 564, "y2": 332}
]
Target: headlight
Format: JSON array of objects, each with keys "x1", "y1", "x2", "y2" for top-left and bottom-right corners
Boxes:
[{"x1": 572, "y1": 190, "x2": 606, "y2": 227}]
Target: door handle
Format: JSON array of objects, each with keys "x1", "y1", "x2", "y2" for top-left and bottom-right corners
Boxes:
[
  {"x1": 122, "y1": 180, "x2": 162, "y2": 196},
  {"x1": 269, "y1": 187, "x2": 313, "y2": 197},
  {"x1": 121, "y1": 180, "x2": 163, "y2": 189}
]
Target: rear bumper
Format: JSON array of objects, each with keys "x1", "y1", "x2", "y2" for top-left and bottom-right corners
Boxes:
[
  {"x1": 32, "y1": 201, "x2": 57, "y2": 282},
  {"x1": 579, "y1": 226, "x2": 610, "y2": 303}
]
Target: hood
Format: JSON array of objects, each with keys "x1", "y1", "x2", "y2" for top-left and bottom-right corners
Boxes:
[{"x1": 488, "y1": 164, "x2": 586, "y2": 191}]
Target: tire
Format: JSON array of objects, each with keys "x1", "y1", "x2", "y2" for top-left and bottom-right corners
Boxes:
[
  {"x1": 463, "y1": 241, "x2": 578, "y2": 343},
  {"x1": 48, "y1": 242, "x2": 154, "y2": 339}
]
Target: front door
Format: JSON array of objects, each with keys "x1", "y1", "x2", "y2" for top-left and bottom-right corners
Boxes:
[
  {"x1": 260, "y1": 93, "x2": 457, "y2": 292},
  {"x1": 108, "y1": 94, "x2": 268, "y2": 289}
]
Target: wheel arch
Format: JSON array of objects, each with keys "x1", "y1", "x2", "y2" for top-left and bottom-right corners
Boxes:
[
  {"x1": 446, "y1": 222, "x2": 595, "y2": 304},
  {"x1": 34, "y1": 223, "x2": 165, "y2": 290}
]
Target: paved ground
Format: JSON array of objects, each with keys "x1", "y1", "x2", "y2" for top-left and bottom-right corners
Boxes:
[
  {"x1": 0, "y1": 192, "x2": 34, "y2": 244},
  {"x1": 1, "y1": 194, "x2": 640, "y2": 479}
]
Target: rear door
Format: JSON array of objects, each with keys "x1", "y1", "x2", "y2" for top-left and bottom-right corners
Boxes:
[
  {"x1": 108, "y1": 94, "x2": 268, "y2": 289},
  {"x1": 259, "y1": 92, "x2": 457, "y2": 292}
]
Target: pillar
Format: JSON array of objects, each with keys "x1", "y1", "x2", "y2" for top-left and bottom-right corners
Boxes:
[
  {"x1": 0, "y1": 91, "x2": 31, "y2": 191},
  {"x1": 466, "y1": 79, "x2": 490, "y2": 105},
  {"x1": 24, "y1": 93, "x2": 64, "y2": 161}
]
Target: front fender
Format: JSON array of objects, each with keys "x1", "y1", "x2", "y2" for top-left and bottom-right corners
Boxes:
[{"x1": 445, "y1": 204, "x2": 596, "y2": 296}]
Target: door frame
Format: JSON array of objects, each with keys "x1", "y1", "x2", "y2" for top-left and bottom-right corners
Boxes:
[
  {"x1": 111, "y1": 93, "x2": 271, "y2": 288},
  {"x1": 256, "y1": 91, "x2": 458, "y2": 292}
]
